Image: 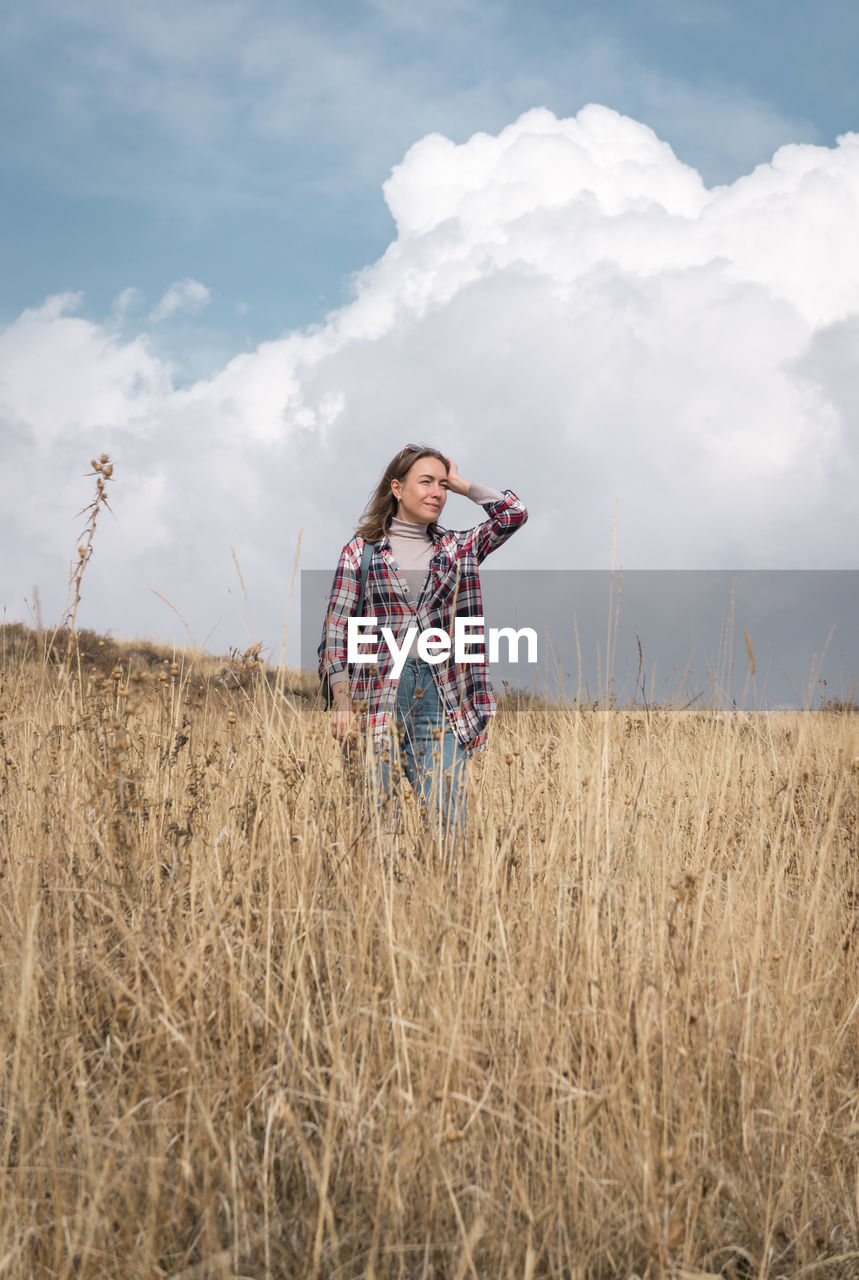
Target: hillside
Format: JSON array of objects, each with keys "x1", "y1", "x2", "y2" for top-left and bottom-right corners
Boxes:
[{"x1": 0, "y1": 623, "x2": 857, "y2": 1277}]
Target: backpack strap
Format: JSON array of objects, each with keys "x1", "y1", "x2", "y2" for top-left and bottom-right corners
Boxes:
[{"x1": 356, "y1": 538, "x2": 375, "y2": 616}]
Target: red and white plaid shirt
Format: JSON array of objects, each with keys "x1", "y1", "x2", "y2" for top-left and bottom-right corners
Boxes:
[{"x1": 318, "y1": 490, "x2": 528, "y2": 753}]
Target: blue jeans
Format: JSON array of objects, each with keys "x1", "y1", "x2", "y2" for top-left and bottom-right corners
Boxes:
[{"x1": 375, "y1": 656, "x2": 467, "y2": 832}]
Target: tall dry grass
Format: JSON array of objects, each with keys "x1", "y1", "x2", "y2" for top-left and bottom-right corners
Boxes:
[{"x1": 0, "y1": 622, "x2": 857, "y2": 1278}]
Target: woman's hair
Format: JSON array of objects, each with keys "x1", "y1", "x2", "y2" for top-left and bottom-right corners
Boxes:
[{"x1": 356, "y1": 446, "x2": 450, "y2": 543}]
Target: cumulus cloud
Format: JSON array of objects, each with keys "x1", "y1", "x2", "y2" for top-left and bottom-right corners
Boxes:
[
  {"x1": 149, "y1": 278, "x2": 211, "y2": 323},
  {"x1": 1, "y1": 105, "x2": 858, "y2": 655},
  {"x1": 0, "y1": 293, "x2": 169, "y2": 451}
]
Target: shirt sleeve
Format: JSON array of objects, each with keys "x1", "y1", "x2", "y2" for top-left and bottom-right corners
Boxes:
[
  {"x1": 468, "y1": 480, "x2": 506, "y2": 505},
  {"x1": 317, "y1": 543, "x2": 361, "y2": 679},
  {"x1": 461, "y1": 489, "x2": 528, "y2": 564}
]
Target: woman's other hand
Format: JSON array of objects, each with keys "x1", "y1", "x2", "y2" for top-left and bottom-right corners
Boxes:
[{"x1": 330, "y1": 687, "x2": 357, "y2": 742}]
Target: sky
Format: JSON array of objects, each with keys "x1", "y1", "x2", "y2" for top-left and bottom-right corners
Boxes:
[{"x1": 1, "y1": 0, "x2": 858, "y2": 670}]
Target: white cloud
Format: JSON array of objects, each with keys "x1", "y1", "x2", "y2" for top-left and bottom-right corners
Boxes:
[
  {"x1": 0, "y1": 293, "x2": 170, "y2": 450},
  {"x1": 111, "y1": 286, "x2": 142, "y2": 321},
  {"x1": 149, "y1": 279, "x2": 212, "y2": 323},
  {"x1": 1, "y1": 105, "x2": 858, "y2": 653}
]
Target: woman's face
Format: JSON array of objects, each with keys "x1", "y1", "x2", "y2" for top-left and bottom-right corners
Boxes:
[{"x1": 391, "y1": 455, "x2": 449, "y2": 525}]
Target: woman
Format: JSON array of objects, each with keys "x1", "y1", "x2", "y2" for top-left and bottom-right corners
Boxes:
[{"x1": 318, "y1": 445, "x2": 527, "y2": 831}]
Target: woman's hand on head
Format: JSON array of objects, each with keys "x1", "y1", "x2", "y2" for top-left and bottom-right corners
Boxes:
[{"x1": 444, "y1": 458, "x2": 471, "y2": 497}]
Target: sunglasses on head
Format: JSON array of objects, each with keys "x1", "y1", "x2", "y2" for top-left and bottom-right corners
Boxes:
[{"x1": 405, "y1": 442, "x2": 433, "y2": 452}]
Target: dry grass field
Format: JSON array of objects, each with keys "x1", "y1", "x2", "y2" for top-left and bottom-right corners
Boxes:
[{"x1": 1, "y1": 621, "x2": 858, "y2": 1279}]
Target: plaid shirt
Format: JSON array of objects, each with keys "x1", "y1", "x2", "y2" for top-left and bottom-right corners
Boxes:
[{"x1": 318, "y1": 490, "x2": 528, "y2": 753}]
